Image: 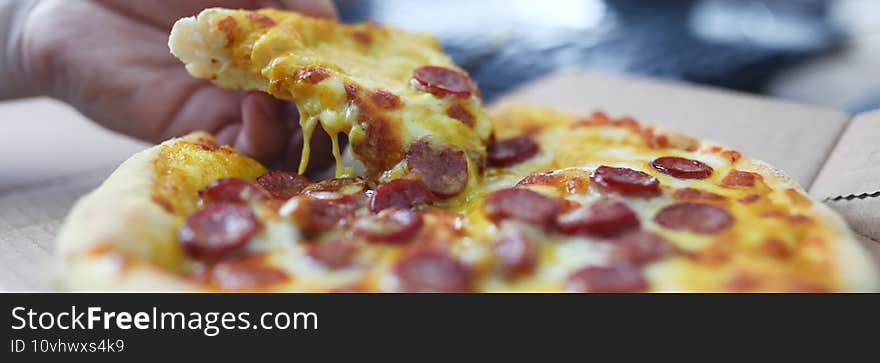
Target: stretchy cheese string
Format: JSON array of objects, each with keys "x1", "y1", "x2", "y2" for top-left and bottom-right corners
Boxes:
[
  {"x1": 298, "y1": 115, "x2": 318, "y2": 175},
  {"x1": 330, "y1": 132, "x2": 349, "y2": 177},
  {"x1": 298, "y1": 114, "x2": 353, "y2": 177}
]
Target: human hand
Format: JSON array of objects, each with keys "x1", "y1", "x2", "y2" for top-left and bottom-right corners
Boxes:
[{"x1": 11, "y1": 0, "x2": 339, "y2": 173}]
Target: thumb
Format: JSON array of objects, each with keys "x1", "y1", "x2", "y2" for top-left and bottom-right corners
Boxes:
[{"x1": 233, "y1": 92, "x2": 289, "y2": 162}]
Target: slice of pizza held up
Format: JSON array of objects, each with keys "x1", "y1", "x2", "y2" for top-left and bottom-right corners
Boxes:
[
  {"x1": 169, "y1": 8, "x2": 491, "y2": 200},
  {"x1": 54, "y1": 8, "x2": 879, "y2": 292}
]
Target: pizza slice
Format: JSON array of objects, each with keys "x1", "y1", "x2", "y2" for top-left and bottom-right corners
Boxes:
[{"x1": 169, "y1": 8, "x2": 491, "y2": 199}]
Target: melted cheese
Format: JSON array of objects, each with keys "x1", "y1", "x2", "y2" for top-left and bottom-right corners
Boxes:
[
  {"x1": 260, "y1": 98, "x2": 843, "y2": 291},
  {"x1": 151, "y1": 134, "x2": 266, "y2": 218},
  {"x1": 149, "y1": 107, "x2": 851, "y2": 292},
  {"x1": 164, "y1": 10, "x2": 851, "y2": 292},
  {"x1": 472, "y1": 104, "x2": 843, "y2": 291},
  {"x1": 170, "y1": 8, "x2": 491, "y2": 180}
]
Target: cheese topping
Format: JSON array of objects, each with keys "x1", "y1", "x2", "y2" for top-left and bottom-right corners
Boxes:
[
  {"x1": 142, "y1": 102, "x2": 858, "y2": 292},
  {"x1": 157, "y1": 9, "x2": 865, "y2": 292},
  {"x1": 170, "y1": 8, "x2": 491, "y2": 183}
]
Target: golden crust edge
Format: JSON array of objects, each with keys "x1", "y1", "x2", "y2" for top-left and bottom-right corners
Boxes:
[
  {"x1": 733, "y1": 156, "x2": 880, "y2": 291},
  {"x1": 54, "y1": 133, "x2": 213, "y2": 291},
  {"x1": 630, "y1": 119, "x2": 880, "y2": 291},
  {"x1": 169, "y1": 8, "x2": 268, "y2": 93}
]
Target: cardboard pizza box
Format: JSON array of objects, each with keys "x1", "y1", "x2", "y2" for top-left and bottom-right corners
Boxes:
[
  {"x1": 0, "y1": 69, "x2": 877, "y2": 291},
  {"x1": 811, "y1": 109, "x2": 880, "y2": 241}
]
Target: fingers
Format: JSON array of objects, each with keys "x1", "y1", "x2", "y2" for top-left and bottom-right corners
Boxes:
[
  {"x1": 222, "y1": 93, "x2": 339, "y2": 178},
  {"x1": 270, "y1": 127, "x2": 305, "y2": 171},
  {"x1": 215, "y1": 122, "x2": 242, "y2": 147},
  {"x1": 279, "y1": 0, "x2": 338, "y2": 19},
  {"x1": 232, "y1": 92, "x2": 289, "y2": 161},
  {"x1": 301, "y1": 120, "x2": 340, "y2": 176},
  {"x1": 95, "y1": 0, "x2": 338, "y2": 30},
  {"x1": 170, "y1": 87, "x2": 340, "y2": 176},
  {"x1": 263, "y1": 103, "x2": 340, "y2": 176},
  {"x1": 159, "y1": 85, "x2": 244, "y2": 141}
]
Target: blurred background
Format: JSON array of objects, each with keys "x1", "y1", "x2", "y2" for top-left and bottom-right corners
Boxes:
[
  {"x1": 338, "y1": 0, "x2": 880, "y2": 114},
  {"x1": 2, "y1": 0, "x2": 880, "y2": 191}
]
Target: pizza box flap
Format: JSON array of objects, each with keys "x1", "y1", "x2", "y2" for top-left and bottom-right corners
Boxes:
[
  {"x1": 857, "y1": 233, "x2": 880, "y2": 266},
  {"x1": 810, "y1": 110, "x2": 880, "y2": 240},
  {"x1": 494, "y1": 69, "x2": 850, "y2": 188}
]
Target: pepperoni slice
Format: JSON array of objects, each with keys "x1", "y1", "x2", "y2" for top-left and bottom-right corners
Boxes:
[
  {"x1": 303, "y1": 177, "x2": 365, "y2": 194},
  {"x1": 307, "y1": 240, "x2": 359, "y2": 269},
  {"x1": 370, "y1": 179, "x2": 436, "y2": 213},
  {"x1": 412, "y1": 65, "x2": 473, "y2": 97},
  {"x1": 256, "y1": 171, "x2": 311, "y2": 200},
  {"x1": 516, "y1": 170, "x2": 590, "y2": 194},
  {"x1": 559, "y1": 199, "x2": 583, "y2": 214},
  {"x1": 494, "y1": 224, "x2": 538, "y2": 276},
  {"x1": 208, "y1": 255, "x2": 288, "y2": 291},
  {"x1": 303, "y1": 177, "x2": 366, "y2": 201},
  {"x1": 565, "y1": 265, "x2": 648, "y2": 293},
  {"x1": 353, "y1": 209, "x2": 423, "y2": 244},
  {"x1": 651, "y1": 157, "x2": 713, "y2": 179},
  {"x1": 591, "y1": 166, "x2": 660, "y2": 198},
  {"x1": 406, "y1": 139, "x2": 469, "y2": 197},
  {"x1": 178, "y1": 203, "x2": 262, "y2": 259},
  {"x1": 556, "y1": 198, "x2": 640, "y2": 238},
  {"x1": 199, "y1": 178, "x2": 265, "y2": 204},
  {"x1": 293, "y1": 198, "x2": 361, "y2": 235},
  {"x1": 487, "y1": 136, "x2": 539, "y2": 167},
  {"x1": 654, "y1": 202, "x2": 733, "y2": 234},
  {"x1": 609, "y1": 231, "x2": 673, "y2": 266},
  {"x1": 395, "y1": 247, "x2": 472, "y2": 292},
  {"x1": 484, "y1": 188, "x2": 560, "y2": 227}
]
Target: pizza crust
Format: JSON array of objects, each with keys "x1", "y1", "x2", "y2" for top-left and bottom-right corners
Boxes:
[
  {"x1": 731, "y1": 157, "x2": 880, "y2": 291},
  {"x1": 168, "y1": 8, "x2": 268, "y2": 93},
  {"x1": 55, "y1": 133, "x2": 213, "y2": 291},
  {"x1": 643, "y1": 123, "x2": 879, "y2": 291}
]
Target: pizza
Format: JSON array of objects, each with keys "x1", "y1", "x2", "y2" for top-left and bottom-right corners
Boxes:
[
  {"x1": 168, "y1": 7, "x2": 491, "y2": 196},
  {"x1": 55, "y1": 8, "x2": 879, "y2": 292}
]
